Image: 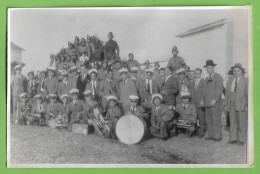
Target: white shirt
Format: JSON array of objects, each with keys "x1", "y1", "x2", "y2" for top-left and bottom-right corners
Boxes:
[
  {"x1": 231, "y1": 77, "x2": 241, "y2": 92},
  {"x1": 92, "y1": 80, "x2": 97, "y2": 95},
  {"x1": 195, "y1": 77, "x2": 202, "y2": 89},
  {"x1": 164, "y1": 75, "x2": 172, "y2": 83},
  {"x1": 146, "y1": 79, "x2": 153, "y2": 94},
  {"x1": 156, "y1": 106, "x2": 160, "y2": 112}
]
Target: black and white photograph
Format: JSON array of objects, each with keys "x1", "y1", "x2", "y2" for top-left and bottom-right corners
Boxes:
[{"x1": 7, "y1": 7, "x2": 253, "y2": 167}]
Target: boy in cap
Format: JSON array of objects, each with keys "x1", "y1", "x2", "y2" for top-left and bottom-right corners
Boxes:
[
  {"x1": 150, "y1": 93, "x2": 175, "y2": 140},
  {"x1": 11, "y1": 64, "x2": 27, "y2": 122},
  {"x1": 45, "y1": 66, "x2": 59, "y2": 95},
  {"x1": 86, "y1": 69, "x2": 101, "y2": 101},
  {"x1": 203, "y1": 60, "x2": 224, "y2": 142},
  {"x1": 118, "y1": 68, "x2": 137, "y2": 108},
  {"x1": 30, "y1": 94, "x2": 48, "y2": 126},
  {"x1": 57, "y1": 71, "x2": 74, "y2": 98},
  {"x1": 167, "y1": 45, "x2": 186, "y2": 72},
  {"x1": 15, "y1": 93, "x2": 32, "y2": 125},
  {"x1": 175, "y1": 92, "x2": 197, "y2": 138},
  {"x1": 46, "y1": 93, "x2": 63, "y2": 128},
  {"x1": 65, "y1": 89, "x2": 84, "y2": 130},
  {"x1": 27, "y1": 71, "x2": 38, "y2": 99},
  {"x1": 105, "y1": 95, "x2": 123, "y2": 138},
  {"x1": 226, "y1": 63, "x2": 248, "y2": 145}
]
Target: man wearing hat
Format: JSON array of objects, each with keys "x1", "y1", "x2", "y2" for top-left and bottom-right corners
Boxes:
[
  {"x1": 105, "y1": 95, "x2": 123, "y2": 138},
  {"x1": 15, "y1": 93, "x2": 32, "y2": 125},
  {"x1": 65, "y1": 89, "x2": 84, "y2": 130},
  {"x1": 68, "y1": 66, "x2": 78, "y2": 89},
  {"x1": 176, "y1": 67, "x2": 190, "y2": 104},
  {"x1": 104, "y1": 32, "x2": 120, "y2": 63},
  {"x1": 124, "y1": 95, "x2": 148, "y2": 120},
  {"x1": 175, "y1": 91, "x2": 197, "y2": 138},
  {"x1": 126, "y1": 53, "x2": 140, "y2": 70},
  {"x1": 30, "y1": 94, "x2": 48, "y2": 126},
  {"x1": 225, "y1": 69, "x2": 234, "y2": 129},
  {"x1": 46, "y1": 94, "x2": 62, "y2": 128},
  {"x1": 189, "y1": 68, "x2": 206, "y2": 137},
  {"x1": 203, "y1": 60, "x2": 224, "y2": 142},
  {"x1": 167, "y1": 45, "x2": 186, "y2": 72},
  {"x1": 11, "y1": 64, "x2": 27, "y2": 121},
  {"x1": 82, "y1": 90, "x2": 99, "y2": 121},
  {"x1": 98, "y1": 61, "x2": 108, "y2": 81},
  {"x1": 86, "y1": 35, "x2": 96, "y2": 59},
  {"x1": 86, "y1": 69, "x2": 101, "y2": 101},
  {"x1": 27, "y1": 71, "x2": 38, "y2": 99},
  {"x1": 160, "y1": 66, "x2": 179, "y2": 108},
  {"x1": 152, "y1": 61, "x2": 161, "y2": 79},
  {"x1": 225, "y1": 63, "x2": 248, "y2": 145},
  {"x1": 37, "y1": 70, "x2": 48, "y2": 100},
  {"x1": 76, "y1": 65, "x2": 91, "y2": 100},
  {"x1": 45, "y1": 66, "x2": 59, "y2": 95},
  {"x1": 139, "y1": 68, "x2": 159, "y2": 109},
  {"x1": 150, "y1": 93, "x2": 175, "y2": 140},
  {"x1": 118, "y1": 68, "x2": 137, "y2": 108},
  {"x1": 58, "y1": 71, "x2": 74, "y2": 98}
]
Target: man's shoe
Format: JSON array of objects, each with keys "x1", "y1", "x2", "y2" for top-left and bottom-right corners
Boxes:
[
  {"x1": 213, "y1": 138, "x2": 222, "y2": 142},
  {"x1": 204, "y1": 137, "x2": 213, "y2": 141},
  {"x1": 228, "y1": 141, "x2": 237, "y2": 144},
  {"x1": 237, "y1": 141, "x2": 245, "y2": 146}
]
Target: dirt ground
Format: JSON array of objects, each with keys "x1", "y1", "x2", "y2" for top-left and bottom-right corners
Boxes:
[{"x1": 9, "y1": 125, "x2": 247, "y2": 165}]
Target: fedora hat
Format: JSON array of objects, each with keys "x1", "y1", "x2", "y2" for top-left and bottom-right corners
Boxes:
[
  {"x1": 231, "y1": 63, "x2": 245, "y2": 73},
  {"x1": 204, "y1": 60, "x2": 217, "y2": 67}
]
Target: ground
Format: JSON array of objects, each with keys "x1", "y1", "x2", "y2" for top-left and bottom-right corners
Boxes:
[{"x1": 9, "y1": 125, "x2": 247, "y2": 165}]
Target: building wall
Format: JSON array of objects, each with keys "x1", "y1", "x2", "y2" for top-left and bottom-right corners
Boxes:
[{"x1": 11, "y1": 46, "x2": 22, "y2": 62}]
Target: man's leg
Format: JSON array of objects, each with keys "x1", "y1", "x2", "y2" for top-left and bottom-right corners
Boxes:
[
  {"x1": 212, "y1": 103, "x2": 222, "y2": 140},
  {"x1": 205, "y1": 107, "x2": 213, "y2": 139},
  {"x1": 238, "y1": 111, "x2": 248, "y2": 143},
  {"x1": 12, "y1": 96, "x2": 18, "y2": 123},
  {"x1": 197, "y1": 107, "x2": 206, "y2": 137}
]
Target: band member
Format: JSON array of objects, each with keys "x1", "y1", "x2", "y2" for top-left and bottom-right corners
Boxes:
[
  {"x1": 98, "y1": 61, "x2": 108, "y2": 81},
  {"x1": 30, "y1": 94, "x2": 48, "y2": 126},
  {"x1": 118, "y1": 68, "x2": 137, "y2": 108},
  {"x1": 226, "y1": 63, "x2": 248, "y2": 145},
  {"x1": 65, "y1": 89, "x2": 84, "y2": 130},
  {"x1": 37, "y1": 70, "x2": 48, "y2": 101},
  {"x1": 175, "y1": 92, "x2": 197, "y2": 138},
  {"x1": 203, "y1": 60, "x2": 224, "y2": 142},
  {"x1": 58, "y1": 71, "x2": 74, "y2": 98},
  {"x1": 167, "y1": 45, "x2": 186, "y2": 72},
  {"x1": 58, "y1": 94, "x2": 70, "y2": 127},
  {"x1": 112, "y1": 60, "x2": 122, "y2": 82},
  {"x1": 225, "y1": 69, "x2": 234, "y2": 129},
  {"x1": 141, "y1": 60, "x2": 152, "y2": 76},
  {"x1": 86, "y1": 35, "x2": 96, "y2": 59},
  {"x1": 161, "y1": 66, "x2": 179, "y2": 108},
  {"x1": 76, "y1": 65, "x2": 90, "y2": 99},
  {"x1": 68, "y1": 66, "x2": 78, "y2": 88},
  {"x1": 139, "y1": 68, "x2": 159, "y2": 110},
  {"x1": 77, "y1": 38, "x2": 89, "y2": 56},
  {"x1": 11, "y1": 64, "x2": 27, "y2": 122},
  {"x1": 15, "y1": 93, "x2": 32, "y2": 125},
  {"x1": 27, "y1": 71, "x2": 38, "y2": 99},
  {"x1": 65, "y1": 41, "x2": 77, "y2": 58},
  {"x1": 150, "y1": 93, "x2": 175, "y2": 140},
  {"x1": 45, "y1": 66, "x2": 59, "y2": 95},
  {"x1": 154, "y1": 67, "x2": 165, "y2": 91},
  {"x1": 189, "y1": 68, "x2": 206, "y2": 138},
  {"x1": 105, "y1": 95, "x2": 123, "y2": 138},
  {"x1": 130, "y1": 66, "x2": 142, "y2": 96},
  {"x1": 188, "y1": 70, "x2": 195, "y2": 82},
  {"x1": 153, "y1": 61, "x2": 160, "y2": 79},
  {"x1": 126, "y1": 53, "x2": 140, "y2": 70},
  {"x1": 104, "y1": 32, "x2": 120, "y2": 63},
  {"x1": 99, "y1": 69, "x2": 118, "y2": 109},
  {"x1": 74, "y1": 36, "x2": 81, "y2": 53},
  {"x1": 124, "y1": 95, "x2": 148, "y2": 120},
  {"x1": 86, "y1": 69, "x2": 101, "y2": 101},
  {"x1": 46, "y1": 93, "x2": 62, "y2": 128},
  {"x1": 176, "y1": 68, "x2": 190, "y2": 104}
]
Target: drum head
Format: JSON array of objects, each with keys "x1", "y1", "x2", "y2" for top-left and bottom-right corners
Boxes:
[{"x1": 116, "y1": 114, "x2": 145, "y2": 145}]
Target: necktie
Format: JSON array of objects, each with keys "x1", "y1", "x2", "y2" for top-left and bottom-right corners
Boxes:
[
  {"x1": 183, "y1": 104, "x2": 186, "y2": 109},
  {"x1": 147, "y1": 80, "x2": 151, "y2": 94},
  {"x1": 30, "y1": 81, "x2": 33, "y2": 89},
  {"x1": 234, "y1": 78, "x2": 238, "y2": 92},
  {"x1": 42, "y1": 80, "x2": 45, "y2": 89},
  {"x1": 93, "y1": 81, "x2": 96, "y2": 96},
  {"x1": 195, "y1": 79, "x2": 198, "y2": 90}
]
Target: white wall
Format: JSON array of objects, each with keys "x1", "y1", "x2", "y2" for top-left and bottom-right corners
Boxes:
[{"x1": 11, "y1": 46, "x2": 22, "y2": 62}]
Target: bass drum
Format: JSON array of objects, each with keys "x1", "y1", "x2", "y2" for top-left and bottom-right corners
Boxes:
[{"x1": 115, "y1": 114, "x2": 147, "y2": 145}]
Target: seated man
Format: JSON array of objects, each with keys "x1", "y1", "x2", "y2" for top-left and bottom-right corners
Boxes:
[
  {"x1": 30, "y1": 94, "x2": 48, "y2": 126},
  {"x1": 46, "y1": 93, "x2": 62, "y2": 128},
  {"x1": 175, "y1": 92, "x2": 197, "y2": 138},
  {"x1": 150, "y1": 93, "x2": 175, "y2": 140},
  {"x1": 57, "y1": 94, "x2": 70, "y2": 128},
  {"x1": 82, "y1": 90, "x2": 99, "y2": 123},
  {"x1": 65, "y1": 89, "x2": 84, "y2": 131},
  {"x1": 15, "y1": 93, "x2": 32, "y2": 125},
  {"x1": 105, "y1": 95, "x2": 123, "y2": 138},
  {"x1": 124, "y1": 95, "x2": 149, "y2": 121}
]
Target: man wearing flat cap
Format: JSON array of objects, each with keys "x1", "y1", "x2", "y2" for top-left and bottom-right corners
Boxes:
[
  {"x1": 11, "y1": 64, "x2": 27, "y2": 122},
  {"x1": 203, "y1": 60, "x2": 224, "y2": 142},
  {"x1": 225, "y1": 63, "x2": 248, "y2": 145},
  {"x1": 167, "y1": 45, "x2": 186, "y2": 72}
]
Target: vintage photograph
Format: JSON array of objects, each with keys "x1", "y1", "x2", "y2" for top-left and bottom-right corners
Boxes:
[{"x1": 7, "y1": 7, "x2": 253, "y2": 167}]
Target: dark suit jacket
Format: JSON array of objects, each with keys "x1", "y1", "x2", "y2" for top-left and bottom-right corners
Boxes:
[
  {"x1": 161, "y1": 75, "x2": 179, "y2": 106},
  {"x1": 76, "y1": 73, "x2": 91, "y2": 94},
  {"x1": 11, "y1": 74, "x2": 27, "y2": 97},
  {"x1": 139, "y1": 78, "x2": 159, "y2": 101},
  {"x1": 189, "y1": 78, "x2": 205, "y2": 108}
]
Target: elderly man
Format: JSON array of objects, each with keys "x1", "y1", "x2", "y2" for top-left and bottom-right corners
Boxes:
[
  {"x1": 203, "y1": 60, "x2": 224, "y2": 142},
  {"x1": 226, "y1": 63, "x2": 248, "y2": 145},
  {"x1": 167, "y1": 46, "x2": 186, "y2": 72},
  {"x1": 11, "y1": 65, "x2": 27, "y2": 121}
]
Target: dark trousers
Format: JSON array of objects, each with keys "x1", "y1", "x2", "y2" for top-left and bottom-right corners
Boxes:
[
  {"x1": 197, "y1": 107, "x2": 206, "y2": 136},
  {"x1": 205, "y1": 103, "x2": 222, "y2": 139},
  {"x1": 226, "y1": 111, "x2": 230, "y2": 127}
]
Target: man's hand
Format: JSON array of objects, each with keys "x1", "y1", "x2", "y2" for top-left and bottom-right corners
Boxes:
[
  {"x1": 210, "y1": 100, "x2": 216, "y2": 106},
  {"x1": 200, "y1": 100, "x2": 204, "y2": 107},
  {"x1": 161, "y1": 90, "x2": 167, "y2": 95}
]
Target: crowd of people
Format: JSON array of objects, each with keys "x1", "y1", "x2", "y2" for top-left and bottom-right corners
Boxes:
[{"x1": 11, "y1": 32, "x2": 248, "y2": 145}]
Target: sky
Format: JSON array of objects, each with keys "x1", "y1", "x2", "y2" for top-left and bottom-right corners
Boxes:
[{"x1": 9, "y1": 8, "x2": 235, "y2": 74}]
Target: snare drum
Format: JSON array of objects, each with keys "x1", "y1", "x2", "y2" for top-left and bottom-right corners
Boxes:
[{"x1": 115, "y1": 114, "x2": 147, "y2": 145}]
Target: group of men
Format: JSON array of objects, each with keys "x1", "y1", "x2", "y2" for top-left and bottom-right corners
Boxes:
[{"x1": 11, "y1": 40, "x2": 248, "y2": 145}]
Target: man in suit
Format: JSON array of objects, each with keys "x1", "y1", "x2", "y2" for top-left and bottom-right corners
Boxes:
[
  {"x1": 76, "y1": 65, "x2": 90, "y2": 99},
  {"x1": 27, "y1": 71, "x2": 38, "y2": 99},
  {"x1": 30, "y1": 94, "x2": 48, "y2": 126},
  {"x1": 37, "y1": 70, "x2": 48, "y2": 101},
  {"x1": 176, "y1": 68, "x2": 190, "y2": 104},
  {"x1": 139, "y1": 68, "x2": 159, "y2": 110},
  {"x1": 226, "y1": 63, "x2": 248, "y2": 145},
  {"x1": 85, "y1": 69, "x2": 101, "y2": 102},
  {"x1": 161, "y1": 66, "x2": 179, "y2": 108},
  {"x1": 11, "y1": 65, "x2": 27, "y2": 122},
  {"x1": 154, "y1": 67, "x2": 165, "y2": 91},
  {"x1": 45, "y1": 67, "x2": 59, "y2": 95},
  {"x1": 203, "y1": 60, "x2": 224, "y2": 142},
  {"x1": 225, "y1": 69, "x2": 234, "y2": 129},
  {"x1": 150, "y1": 93, "x2": 175, "y2": 140},
  {"x1": 189, "y1": 68, "x2": 206, "y2": 138},
  {"x1": 69, "y1": 66, "x2": 79, "y2": 89},
  {"x1": 58, "y1": 71, "x2": 74, "y2": 98}
]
